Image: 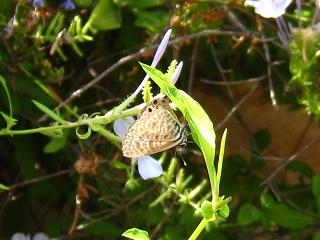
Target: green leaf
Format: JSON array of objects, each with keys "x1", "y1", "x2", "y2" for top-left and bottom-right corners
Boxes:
[
  {"x1": 43, "y1": 130, "x2": 69, "y2": 153},
  {"x1": 45, "y1": 12, "x2": 65, "y2": 36},
  {"x1": 0, "y1": 75, "x2": 13, "y2": 117},
  {"x1": 253, "y1": 129, "x2": 270, "y2": 151},
  {"x1": 122, "y1": 228, "x2": 150, "y2": 240},
  {"x1": 112, "y1": 159, "x2": 130, "y2": 170},
  {"x1": 312, "y1": 175, "x2": 320, "y2": 197},
  {"x1": 219, "y1": 203, "x2": 230, "y2": 218},
  {"x1": 288, "y1": 161, "x2": 314, "y2": 178},
  {"x1": 114, "y1": 0, "x2": 163, "y2": 8},
  {"x1": 201, "y1": 200, "x2": 215, "y2": 220},
  {"x1": 263, "y1": 204, "x2": 314, "y2": 229},
  {"x1": 0, "y1": 183, "x2": 10, "y2": 190},
  {"x1": 216, "y1": 129, "x2": 227, "y2": 196},
  {"x1": 260, "y1": 192, "x2": 275, "y2": 208},
  {"x1": 140, "y1": 63, "x2": 216, "y2": 192},
  {"x1": 134, "y1": 10, "x2": 168, "y2": 33},
  {"x1": 0, "y1": 112, "x2": 18, "y2": 131},
  {"x1": 313, "y1": 231, "x2": 320, "y2": 240},
  {"x1": 32, "y1": 100, "x2": 65, "y2": 124},
  {"x1": 237, "y1": 203, "x2": 262, "y2": 225},
  {"x1": 85, "y1": 0, "x2": 121, "y2": 32}
]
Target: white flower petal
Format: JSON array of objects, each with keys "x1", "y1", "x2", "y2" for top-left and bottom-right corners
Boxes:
[
  {"x1": 113, "y1": 117, "x2": 135, "y2": 137},
  {"x1": 137, "y1": 156, "x2": 163, "y2": 180},
  {"x1": 171, "y1": 61, "x2": 183, "y2": 85},
  {"x1": 245, "y1": 0, "x2": 292, "y2": 18},
  {"x1": 151, "y1": 29, "x2": 172, "y2": 67}
]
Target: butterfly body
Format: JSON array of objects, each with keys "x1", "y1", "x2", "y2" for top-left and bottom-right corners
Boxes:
[{"x1": 122, "y1": 98, "x2": 187, "y2": 158}]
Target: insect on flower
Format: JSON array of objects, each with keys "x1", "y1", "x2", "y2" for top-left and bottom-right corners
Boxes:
[
  {"x1": 122, "y1": 98, "x2": 187, "y2": 158},
  {"x1": 113, "y1": 116, "x2": 163, "y2": 180}
]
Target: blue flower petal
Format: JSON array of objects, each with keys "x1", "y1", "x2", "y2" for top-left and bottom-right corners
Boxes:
[
  {"x1": 60, "y1": 0, "x2": 76, "y2": 10},
  {"x1": 11, "y1": 233, "x2": 30, "y2": 240},
  {"x1": 113, "y1": 117, "x2": 135, "y2": 137},
  {"x1": 32, "y1": 0, "x2": 44, "y2": 8},
  {"x1": 33, "y1": 233, "x2": 49, "y2": 240},
  {"x1": 137, "y1": 156, "x2": 163, "y2": 180}
]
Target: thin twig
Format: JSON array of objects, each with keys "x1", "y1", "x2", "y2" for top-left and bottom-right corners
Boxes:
[
  {"x1": 261, "y1": 34, "x2": 277, "y2": 107},
  {"x1": 209, "y1": 44, "x2": 234, "y2": 99},
  {"x1": 76, "y1": 185, "x2": 157, "y2": 230},
  {"x1": 262, "y1": 136, "x2": 320, "y2": 185},
  {"x1": 291, "y1": 116, "x2": 313, "y2": 153},
  {"x1": 188, "y1": 37, "x2": 200, "y2": 94},
  {"x1": 201, "y1": 74, "x2": 267, "y2": 85},
  {"x1": 2, "y1": 169, "x2": 72, "y2": 192},
  {"x1": 38, "y1": 30, "x2": 253, "y2": 123},
  {"x1": 216, "y1": 81, "x2": 259, "y2": 130}
]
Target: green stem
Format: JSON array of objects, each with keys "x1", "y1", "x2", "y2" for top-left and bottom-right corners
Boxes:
[
  {"x1": 188, "y1": 218, "x2": 207, "y2": 240},
  {"x1": 205, "y1": 156, "x2": 217, "y2": 204},
  {"x1": 0, "y1": 105, "x2": 141, "y2": 136}
]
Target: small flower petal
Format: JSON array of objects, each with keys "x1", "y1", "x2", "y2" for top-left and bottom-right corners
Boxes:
[
  {"x1": 171, "y1": 61, "x2": 183, "y2": 85},
  {"x1": 11, "y1": 233, "x2": 30, "y2": 240},
  {"x1": 32, "y1": 0, "x2": 44, "y2": 8},
  {"x1": 137, "y1": 156, "x2": 163, "y2": 180},
  {"x1": 151, "y1": 29, "x2": 172, "y2": 67},
  {"x1": 60, "y1": 0, "x2": 76, "y2": 10},
  {"x1": 113, "y1": 117, "x2": 135, "y2": 137},
  {"x1": 32, "y1": 233, "x2": 49, "y2": 240},
  {"x1": 245, "y1": 0, "x2": 292, "y2": 18}
]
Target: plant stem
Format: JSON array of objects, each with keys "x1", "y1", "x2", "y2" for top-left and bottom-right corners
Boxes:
[
  {"x1": 0, "y1": 105, "x2": 141, "y2": 136},
  {"x1": 188, "y1": 218, "x2": 207, "y2": 240}
]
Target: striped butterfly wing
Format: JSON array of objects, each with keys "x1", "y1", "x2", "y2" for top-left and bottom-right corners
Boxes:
[{"x1": 122, "y1": 98, "x2": 186, "y2": 158}]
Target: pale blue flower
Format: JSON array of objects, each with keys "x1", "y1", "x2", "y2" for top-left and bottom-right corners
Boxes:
[
  {"x1": 113, "y1": 117, "x2": 163, "y2": 180},
  {"x1": 11, "y1": 233, "x2": 49, "y2": 240},
  {"x1": 59, "y1": 0, "x2": 76, "y2": 10},
  {"x1": 132, "y1": 29, "x2": 172, "y2": 97},
  {"x1": 32, "y1": 0, "x2": 44, "y2": 8},
  {"x1": 245, "y1": 0, "x2": 293, "y2": 18}
]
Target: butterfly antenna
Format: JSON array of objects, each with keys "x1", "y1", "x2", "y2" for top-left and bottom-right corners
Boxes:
[{"x1": 176, "y1": 147, "x2": 187, "y2": 166}]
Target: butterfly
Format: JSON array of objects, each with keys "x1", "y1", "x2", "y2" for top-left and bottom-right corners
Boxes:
[{"x1": 122, "y1": 98, "x2": 187, "y2": 158}]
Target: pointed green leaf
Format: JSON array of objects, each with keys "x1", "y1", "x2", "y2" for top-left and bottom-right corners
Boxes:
[
  {"x1": 0, "y1": 76, "x2": 13, "y2": 117},
  {"x1": 237, "y1": 203, "x2": 262, "y2": 225},
  {"x1": 85, "y1": 0, "x2": 121, "y2": 32},
  {"x1": 43, "y1": 130, "x2": 69, "y2": 153},
  {"x1": 0, "y1": 183, "x2": 10, "y2": 190},
  {"x1": 32, "y1": 100, "x2": 65, "y2": 124},
  {"x1": 122, "y1": 228, "x2": 150, "y2": 240},
  {"x1": 0, "y1": 112, "x2": 18, "y2": 130}
]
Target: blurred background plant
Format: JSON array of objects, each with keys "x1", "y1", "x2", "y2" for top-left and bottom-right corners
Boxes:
[{"x1": 1, "y1": 0, "x2": 320, "y2": 239}]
